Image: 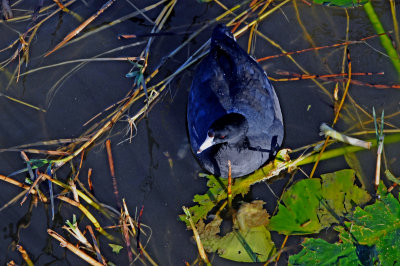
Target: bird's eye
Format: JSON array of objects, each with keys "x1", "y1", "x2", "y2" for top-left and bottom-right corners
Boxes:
[{"x1": 220, "y1": 135, "x2": 226, "y2": 139}]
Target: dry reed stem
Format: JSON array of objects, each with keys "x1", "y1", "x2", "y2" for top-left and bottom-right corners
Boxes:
[
  {"x1": 57, "y1": 195, "x2": 115, "y2": 241},
  {"x1": 86, "y1": 225, "x2": 107, "y2": 265},
  {"x1": 16, "y1": 245, "x2": 33, "y2": 266},
  {"x1": 274, "y1": 234, "x2": 289, "y2": 264},
  {"x1": 0, "y1": 0, "x2": 77, "y2": 52},
  {"x1": 50, "y1": 1, "x2": 179, "y2": 164},
  {"x1": 45, "y1": 0, "x2": 116, "y2": 56},
  {"x1": 105, "y1": 140, "x2": 120, "y2": 208},
  {"x1": 227, "y1": 160, "x2": 232, "y2": 209},
  {"x1": 48, "y1": 229, "x2": 103, "y2": 266},
  {"x1": 375, "y1": 147, "x2": 382, "y2": 189},
  {"x1": 73, "y1": 151, "x2": 85, "y2": 182},
  {"x1": 310, "y1": 50, "x2": 352, "y2": 179},
  {"x1": 233, "y1": 0, "x2": 291, "y2": 38},
  {"x1": 183, "y1": 206, "x2": 211, "y2": 266},
  {"x1": 257, "y1": 32, "x2": 386, "y2": 62},
  {"x1": 20, "y1": 173, "x2": 46, "y2": 205},
  {"x1": 43, "y1": 174, "x2": 110, "y2": 218},
  {"x1": 0, "y1": 174, "x2": 36, "y2": 193},
  {"x1": 121, "y1": 212, "x2": 133, "y2": 263},
  {"x1": 254, "y1": 28, "x2": 332, "y2": 100},
  {"x1": 138, "y1": 241, "x2": 158, "y2": 266},
  {"x1": 43, "y1": 0, "x2": 256, "y2": 167},
  {"x1": 121, "y1": 199, "x2": 134, "y2": 263},
  {"x1": 88, "y1": 168, "x2": 94, "y2": 193}
]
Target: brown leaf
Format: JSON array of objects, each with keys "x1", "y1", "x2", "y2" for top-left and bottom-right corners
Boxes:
[{"x1": 237, "y1": 200, "x2": 269, "y2": 230}]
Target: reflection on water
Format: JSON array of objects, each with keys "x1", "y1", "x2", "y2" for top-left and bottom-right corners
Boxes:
[{"x1": 0, "y1": 1, "x2": 399, "y2": 264}]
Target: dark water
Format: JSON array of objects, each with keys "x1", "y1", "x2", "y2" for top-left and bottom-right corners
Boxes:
[{"x1": 0, "y1": 1, "x2": 399, "y2": 265}]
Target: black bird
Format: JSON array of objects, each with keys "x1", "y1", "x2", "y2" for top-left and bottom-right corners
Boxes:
[{"x1": 187, "y1": 24, "x2": 284, "y2": 178}]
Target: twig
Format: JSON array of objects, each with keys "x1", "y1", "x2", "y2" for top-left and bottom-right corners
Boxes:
[
  {"x1": 106, "y1": 140, "x2": 121, "y2": 209},
  {"x1": 137, "y1": 205, "x2": 144, "y2": 254},
  {"x1": 257, "y1": 32, "x2": 389, "y2": 62},
  {"x1": 0, "y1": 174, "x2": 37, "y2": 193},
  {"x1": 182, "y1": 206, "x2": 211, "y2": 266},
  {"x1": 57, "y1": 195, "x2": 115, "y2": 241},
  {"x1": 309, "y1": 49, "x2": 352, "y2": 178},
  {"x1": 48, "y1": 229, "x2": 103, "y2": 266},
  {"x1": 320, "y1": 123, "x2": 371, "y2": 149},
  {"x1": 274, "y1": 234, "x2": 289, "y2": 264},
  {"x1": 20, "y1": 173, "x2": 45, "y2": 205},
  {"x1": 86, "y1": 225, "x2": 107, "y2": 265},
  {"x1": 45, "y1": 0, "x2": 116, "y2": 56},
  {"x1": 227, "y1": 160, "x2": 232, "y2": 209},
  {"x1": 16, "y1": 245, "x2": 33, "y2": 266}
]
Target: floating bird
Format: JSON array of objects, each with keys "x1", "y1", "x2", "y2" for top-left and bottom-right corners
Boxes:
[{"x1": 187, "y1": 24, "x2": 284, "y2": 178}]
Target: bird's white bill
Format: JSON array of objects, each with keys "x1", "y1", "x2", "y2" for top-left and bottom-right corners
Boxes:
[{"x1": 197, "y1": 136, "x2": 214, "y2": 154}]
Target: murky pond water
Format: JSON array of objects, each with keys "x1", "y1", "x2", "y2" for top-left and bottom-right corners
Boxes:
[{"x1": 1, "y1": 1, "x2": 399, "y2": 265}]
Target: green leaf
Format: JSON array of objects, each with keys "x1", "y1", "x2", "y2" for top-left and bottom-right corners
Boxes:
[
  {"x1": 269, "y1": 169, "x2": 371, "y2": 235},
  {"x1": 363, "y1": 1, "x2": 400, "y2": 77},
  {"x1": 290, "y1": 182, "x2": 400, "y2": 265},
  {"x1": 318, "y1": 169, "x2": 371, "y2": 227},
  {"x1": 385, "y1": 169, "x2": 400, "y2": 184},
  {"x1": 312, "y1": 0, "x2": 369, "y2": 7},
  {"x1": 336, "y1": 183, "x2": 400, "y2": 265},
  {"x1": 109, "y1": 244, "x2": 123, "y2": 254},
  {"x1": 269, "y1": 178, "x2": 323, "y2": 234},
  {"x1": 179, "y1": 158, "x2": 279, "y2": 226},
  {"x1": 288, "y1": 238, "x2": 360, "y2": 265},
  {"x1": 344, "y1": 153, "x2": 367, "y2": 188},
  {"x1": 219, "y1": 228, "x2": 275, "y2": 262},
  {"x1": 179, "y1": 174, "x2": 228, "y2": 225},
  {"x1": 65, "y1": 214, "x2": 77, "y2": 229}
]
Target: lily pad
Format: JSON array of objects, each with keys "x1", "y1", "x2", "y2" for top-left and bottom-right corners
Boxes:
[
  {"x1": 336, "y1": 182, "x2": 400, "y2": 265},
  {"x1": 269, "y1": 169, "x2": 371, "y2": 235},
  {"x1": 289, "y1": 182, "x2": 400, "y2": 265},
  {"x1": 288, "y1": 238, "x2": 360, "y2": 265},
  {"x1": 198, "y1": 201, "x2": 275, "y2": 262}
]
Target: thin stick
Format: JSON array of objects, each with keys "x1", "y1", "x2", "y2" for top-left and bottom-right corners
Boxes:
[
  {"x1": 121, "y1": 203, "x2": 133, "y2": 263},
  {"x1": 309, "y1": 49, "x2": 352, "y2": 179},
  {"x1": 233, "y1": 0, "x2": 291, "y2": 38},
  {"x1": 137, "y1": 205, "x2": 144, "y2": 254},
  {"x1": 182, "y1": 207, "x2": 211, "y2": 266},
  {"x1": 73, "y1": 151, "x2": 85, "y2": 182},
  {"x1": 57, "y1": 195, "x2": 115, "y2": 241},
  {"x1": 227, "y1": 160, "x2": 232, "y2": 209},
  {"x1": 257, "y1": 32, "x2": 389, "y2": 62},
  {"x1": 274, "y1": 235, "x2": 289, "y2": 264},
  {"x1": 269, "y1": 71, "x2": 383, "y2": 81},
  {"x1": 45, "y1": 0, "x2": 116, "y2": 56},
  {"x1": 86, "y1": 225, "x2": 107, "y2": 265},
  {"x1": 389, "y1": 0, "x2": 400, "y2": 52},
  {"x1": 20, "y1": 173, "x2": 45, "y2": 205},
  {"x1": 375, "y1": 140, "x2": 383, "y2": 190},
  {"x1": 88, "y1": 168, "x2": 94, "y2": 195},
  {"x1": 0, "y1": 174, "x2": 36, "y2": 192},
  {"x1": 106, "y1": 140, "x2": 120, "y2": 209},
  {"x1": 48, "y1": 229, "x2": 103, "y2": 266},
  {"x1": 16, "y1": 245, "x2": 33, "y2": 266}
]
